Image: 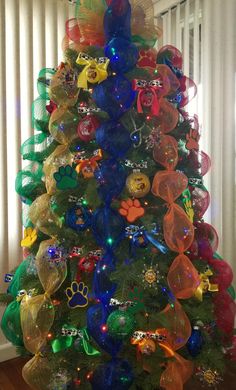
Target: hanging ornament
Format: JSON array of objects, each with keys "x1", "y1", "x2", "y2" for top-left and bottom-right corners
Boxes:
[
  {"x1": 78, "y1": 256, "x2": 96, "y2": 273},
  {"x1": 65, "y1": 205, "x2": 92, "y2": 232},
  {"x1": 106, "y1": 309, "x2": 136, "y2": 340},
  {"x1": 138, "y1": 339, "x2": 156, "y2": 355},
  {"x1": 126, "y1": 170, "x2": 151, "y2": 198},
  {"x1": 76, "y1": 53, "x2": 110, "y2": 89},
  {"x1": 54, "y1": 165, "x2": 78, "y2": 190},
  {"x1": 129, "y1": 116, "x2": 145, "y2": 148},
  {"x1": 187, "y1": 325, "x2": 204, "y2": 357},
  {"x1": 66, "y1": 281, "x2": 89, "y2": 308},
  {"x1": 195, "y1": 367, "x2": 223, "y2": 387},
  {"x1": 194, "y1": 267, "x2": 219, "y2": 301},
  {"x1": 75, "y1": 149, "x2": 102, "y2": 179},
  {"x1": 142, "y1": 263, "x2": 162, "y2": 289},
  {"x1": 133, "y1": 79, "x2": 162, "y2": 116},
  {"x1": 77, "y1": 114, "x2": 100, "y2": 142},
  {"x1": 186, "y1": 128, "x2": 200, "y2": 150},
  {"x1": 119, "y1": 198, "x2": 145, "y2": 223},
  {"x1": 21, "y1": 227, "x2": 37, "y2": 248},
  {"x1": 69, "y1": 247, "x2": 83, "y2": 259}
]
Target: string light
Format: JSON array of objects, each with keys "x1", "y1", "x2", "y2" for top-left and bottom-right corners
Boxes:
[
  {"x1": 100, "y1": 324, "x2": 108, "y2": 333},
  {"x1": 86, "y1": 371, "x2": 93, "y2": 380}
]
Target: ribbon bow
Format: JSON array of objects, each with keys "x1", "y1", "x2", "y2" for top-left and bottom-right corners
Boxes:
[
  {"x1": 133, "y1": 79, "x2": 163, "y2": 116},
  {"x1": 51, "y1": 325, "x2": 100, "y2": 356},
  {"x1": 126, "y1": 224, "x2": 168, "y2": 256},
  {"x1": 131, "y1": 327, "x2": 193, "y2": 390},
  {"x1": 75, "y1": 149, "x2": 102, "y2": 178},
  {"x1": 194, "y1": 268, "x2": 219, "y2": 301},
  {"x1": 76, "y1": 52, "x2": 110, "y2": 89}
]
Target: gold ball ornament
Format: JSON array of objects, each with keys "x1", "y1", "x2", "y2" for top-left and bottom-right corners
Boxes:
[
  {"x1": 126, "y1": 171, "x2": 151, "y2": 198},
  {"x1": 138, "y1": 339, "x2": 156, "y2": 355},
  {"x1": 86, "y1": 66, "x2": 99, "y2": 84}
]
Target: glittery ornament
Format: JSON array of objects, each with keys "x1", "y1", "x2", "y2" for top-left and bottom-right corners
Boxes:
[
  {"x1": 138, "y1": 339, "x2": 156, "y2": 355},
  {"x1": 107, "y1": 309, "x2": 136, "y2": 340},
  {"x1": 126, "y1": 171, "x2": 150, "y2": 198},
  {"x1": 142, "y1": 264, "x2": 162, "y2": 288},
  {"x1": 77, "y1": 114, "x2": 100, "y2": 142},
  {"x1": 196, "y1": 367, "x2": 223, "y2": 387}
]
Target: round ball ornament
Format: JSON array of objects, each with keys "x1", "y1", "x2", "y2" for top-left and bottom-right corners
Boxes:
[
  {"x1": 140, "y1": 89, "x2": 155, "y2": 108},
  {"x1": 77, "y1": 114, "x2": 100, "y2": 142},
  {"x1": 126, "y1": 171, "x2": 151, "y2": 198},
  {"x1": 66, "y1": 205, "x2": 92, "y2": 232},
  {"x1": 78, "y1": 256, "x2": 96, "y2": 273},
  {"x1": 138, "y1": 339, "x2": 156, "y2": 355},
  {"x1": 107, "y1": 310, "x2": 136, "y2": 340}
]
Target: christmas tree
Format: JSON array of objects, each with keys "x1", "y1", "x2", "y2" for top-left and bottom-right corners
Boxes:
[{"x1": 1, "y1": 1, "x2": 236, "y2": 389}]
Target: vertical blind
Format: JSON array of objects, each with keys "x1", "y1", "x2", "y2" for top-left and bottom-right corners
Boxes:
[
  {"x1": 0, "y1": 0, "x2": 74, "y2": 292},
  {"x1": 154, "y1": 0, "x2": 236, "y2": 280}
]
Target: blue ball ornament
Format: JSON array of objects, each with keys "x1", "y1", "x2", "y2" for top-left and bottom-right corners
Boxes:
[
  {"x1": 103, "y1": 0, "x2": 132, "y2": 42},
  {"x1": 105, "y1": 38, "x2": 138, "y2": 73},
  {"x1": 94, "y1": 159, "x2": 126, "y2": 204},
  {"x1": 87, "y1": 304, "x2": 122, "y2": 357},
  {"x1": 90, "y1": 359, "x2": 134, "y2": 390},
  {"x1": 92, "y1": 75, "x2": 136, "y2": 120},
  {"x1": 96, "y1": 120, "x2": 131, "y2": 158},
  {"x1": 187, "y1": 326, "x2": 204, "y2": 357},
  {"x1": 92, "y1": 206, "x2": 126, "y2": 249},
  {"x1": 65, "y1": 205, "x2": 92, "y2": 232}
]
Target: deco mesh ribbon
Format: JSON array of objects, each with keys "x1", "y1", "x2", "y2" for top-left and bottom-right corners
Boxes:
[
  {"x1": 152, "y1": 170, "x2": 200, "y2": 299},
  {"x1": 21, "y1": 238, "x2": 67, "y2": 390},
  {"x1": 131, "y1": 301, "x2": 193, "y2": 390}
]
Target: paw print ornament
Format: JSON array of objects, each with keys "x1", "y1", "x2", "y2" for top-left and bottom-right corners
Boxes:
[
  {"x1": 119, "y1": 198, "x2": 145, "y2": 223},
  {"x1": 21, "y1": 227, "x2": 37, "y2": 248},
  {"x1": 54, "y1": 165, "x2": 78, "y2": 190},
  {"x1": 66, "y1": 281, "x2": 89, "y2": 308},
  {"x1": 186, "y1": 129, "x2": 200, "y2": 150}
]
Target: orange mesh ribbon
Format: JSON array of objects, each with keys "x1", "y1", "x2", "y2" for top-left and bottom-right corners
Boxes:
[
  {"x1": 131, "y1": 302, "x2": 193, "y2": 390},
  {"x1": 153, "y1": 135, "x2": 178, "y2": 171},
  {"x1": 152, "y1": 171, "x2": 200, "y2": 298}
]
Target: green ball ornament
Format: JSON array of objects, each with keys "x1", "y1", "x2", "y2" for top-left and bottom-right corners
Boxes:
[{"x1": 107, "y1": 309, "x2": 136, "y2": 340}]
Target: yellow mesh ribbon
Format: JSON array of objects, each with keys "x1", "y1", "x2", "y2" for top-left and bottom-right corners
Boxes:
[
  {"x1": 21, "y1": 238, "x2": 67, "y2": 390},
  {"x1": 43, "y1": 144, "x2": 74, "y2": 195},
  {"x1": 28, "y1": 193, "x2": 62, "y2": 235}
]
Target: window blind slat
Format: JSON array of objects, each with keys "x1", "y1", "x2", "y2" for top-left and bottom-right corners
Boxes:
[{"x1": 183, "y1": 0, "x2": 190, "y2": 76}]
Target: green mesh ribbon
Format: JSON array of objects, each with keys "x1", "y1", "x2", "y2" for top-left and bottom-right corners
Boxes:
[
  {"x1": 8, "y1": 259, "x2": 30, "y2": 297},
  {"x1": 1, "y1": 300, "x2": 23, "y2": 346},
  {"x1": 37, "y1": 68, "x2": 56, "y2": 100},
  {"x1": 32, "y1": 97, "x2": 50, "y2": 132},
  {"x1": 15, "y1": 162, "x2": 45, "y2": 204},
  {"x1": 51, "y1": 327, "x2": 100, "y2": 356},
  {"x1": 21, "y1": 133, "x2": 58, "y2": 162}
]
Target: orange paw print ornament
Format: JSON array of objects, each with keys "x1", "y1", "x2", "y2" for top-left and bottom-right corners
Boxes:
[{"x1": 119, "y1": 198, "x2": 145, "y2": 223}]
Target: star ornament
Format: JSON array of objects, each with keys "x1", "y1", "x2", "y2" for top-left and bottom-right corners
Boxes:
[{"x1": 196, "y1": 367, "x2": 223, "y2": 387}]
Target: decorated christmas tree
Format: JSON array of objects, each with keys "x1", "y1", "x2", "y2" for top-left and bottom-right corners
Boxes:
[{"x1": 1, "y1": 1, "x2": 236, "y2": 389}]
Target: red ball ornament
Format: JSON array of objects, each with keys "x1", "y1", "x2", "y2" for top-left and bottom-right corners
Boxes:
[
  {"x1": 140, "y1": 88, "x2": 155, "y2": 108},
  {"x1": 78, "y1": 256, "x2": 96, "y2": 273},
  {"x1": 77, "y1": 114, "x2": 100, "y2": 142}
]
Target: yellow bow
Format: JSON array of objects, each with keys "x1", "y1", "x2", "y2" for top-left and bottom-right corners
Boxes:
[
  {"x1": 194, "y1": 268, "x2": 218, "y2": 301},
  {"x1": 76, "y1": 52, "x2": 110, "y2": 89}
]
